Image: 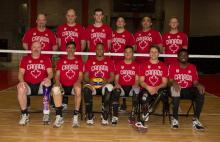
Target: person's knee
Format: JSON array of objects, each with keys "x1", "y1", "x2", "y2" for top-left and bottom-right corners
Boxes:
[
  {"x1": 51, "y1": 86, "x2": 62, "y2": 96},
  {"x1": 17, "y1": 82, "x2": 28, "y2": 96}
]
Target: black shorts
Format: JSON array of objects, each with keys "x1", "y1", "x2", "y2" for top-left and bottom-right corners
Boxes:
[
  {"x1": 95, "y1": 88, "x2": 102, "y2": 96},
  {"x1": 121, "y1": 85, "x2": 132, "y2": 97},
  {"x1": 62, "y1": 85, "x2": 74, "y2": 96},
  {"x1": 27, "y1": 82, "x2": 41, "y2": 96}
]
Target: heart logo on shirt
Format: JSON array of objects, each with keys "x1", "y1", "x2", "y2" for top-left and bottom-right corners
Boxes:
[
  {"x1": 31, "y1": 69, "x2": 41, "y2": 79},
  {"x1": 94, "y1": 70, "x2": 104, "y2": 78},
  {"x1": 123, "y1": 74, "x2": 132, "y2": 82},
  {"x1": 178, "y1": 80, "x2": 188, "y2": 88},
  {"x1": 139, "y1": 40, "x2": 148, "y2": 50},
  {"x1": 149, "y1": 75, "x2": 158, "y2": 86},
  {"x1": 66, "y1": 70, "x2": 75, "y2": 79},
  {"x1": 169, "y1": 44, "x2": 179, "y2": 53},
  {"x1": 112, "y1": 42, "x2": 121, "y2": 52},
  {"x1": 65, "y1": 35, "x2": 75, "y2": 43}
]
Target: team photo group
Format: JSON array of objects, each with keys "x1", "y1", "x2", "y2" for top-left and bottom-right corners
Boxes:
[{"x1": 17, "y1": 8, "x2": 205, "y2": 132}]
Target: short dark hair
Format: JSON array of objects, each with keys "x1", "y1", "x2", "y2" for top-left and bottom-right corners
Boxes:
[
  {"x1": 124, "y1": 45, "x2": 134, "y2": 52},
  {"x1": 96, "y1": 42, "x2": 104, "y2": 47},
  {"x1": 177, "y1": 48, "x2": 188, "y2": 56},
  {"x1": 94, "y1": 8, "x2": 104, "y2": 15},
  {"x1": 149, "y1": 45, "x2": 160, "y2": 53},
  {"x1": 66, "y1": 41, "x2": 76, "y2": 48}
]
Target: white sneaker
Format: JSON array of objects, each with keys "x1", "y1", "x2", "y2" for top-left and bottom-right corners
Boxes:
[
  {"x1": 72, "y1": 115, "x2": 80, "y2": 127},
  {"x1": 19, "y1": 114, "x2": 29, "y2": 126},
  {"x1": 192, "y1": 118, "x2": 204, "y2": 131},
  {"x1": 134, "y1": 122, "x2": 148, "y2": 133},
  {"x1": 43, "y1": 114, "x2": 50, "y2": 125},
  {"x1": 142, "y1": 113, "x2": 149, "y2": 122},
  {"x1": 101, "y1": 114, "x2": 109, "y2": 125},
  {"x1": 171, "y1": 118, "x2": 179, "y2": 129},
  {"x1": 53, "y1": 115, "x2": 64, "y2": 128},
  {"x1": 111, "y1": 116, "x2": 118, "y2": 126},
  {"x1": 86, "y1": 118, "x2": 94, "y2": 125}
]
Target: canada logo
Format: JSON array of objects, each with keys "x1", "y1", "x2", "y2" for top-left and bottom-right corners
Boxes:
[
  {"x1": 112, "y1": 42, "x2": 121, "y2": 52},
  {"x1": 149, "y1": 75, "x2": 159, "y2": 86},
  {"x1": 94, "y1": 70, "x2": 104, "y2": 78},
  {"x1": 65, "y1": 35, "x2": 75, "y2": 43},
  {"x1": 169, "y1": 44, "x2": 179, "y2": 53},
  {"x1": 123, "y1": 74, "x2": 132, "y2": 82},
  {"x1": 66, "y1": 70, "x2": 75, "y2": 79},
  {"x1": 139, "y1": 40, "x2": 148, "y2": 50},
  {"x1": 31, "y1": 69, "x2": 41, "y2": 78}
]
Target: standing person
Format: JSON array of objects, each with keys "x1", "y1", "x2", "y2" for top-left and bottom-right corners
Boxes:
[
  {"x1": 113, "y1": 45, "x2": 140, "y2": 126},
  {"x1": 111, "y1": 16, "x2": 135, "y2": 62},
  {"x1": 162, "y1": 17, "x2": 188, "y2": 65},
  {"x1": 134, "y1": 16, "x2": 163, "y2": 63},
  {"x1": 22, "y1": 13, "x2": 57, "y2": 59},
  {"x1": 17, "y1": 41, "x2": 53, "y2": 125},
  {"x1": 83, "y1": 43, "x2": 115, "y2": 125},
  {"x1": 138, "y1": 45, "x2": 168, "y2": 131},
  {"x1": 85, "y1": 8, "x2": 112, "y2": 53},
  {"x1": 169, "y1": 48, "x2": 205, "y2": 131},
  {"x1": 56, "y1": 9, "x2": 86, "y2": 108},
  {"x1": 51, "y1": 41, "x2": 83, "y2": 128}
]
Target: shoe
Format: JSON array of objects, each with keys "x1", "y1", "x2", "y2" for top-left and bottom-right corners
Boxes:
[
  {"x1": 171, "y1": 118, "x2": 179, "y2": 129},
  {"x1": 119, "y1": 104, "x2": 127, "y2": 112},
  {"x1": 19, "y1": 114, "x2": 29, "y2": 126},
  {"x1": 62, "y1": 104, "x2": 68, "y2": 111},
  {"x1": 192, "y1": 118, "x2": 205, "y2": 131},
  {"x1": 72, "y1": 115, "x2": 80, "y2": 127},
  {"x1": 142, "y1": 113, "x2": 149, "y2": 122},
  {"x1": 53, "y1": 115, "x2": 64, "y2": 128},
  {"x1": 111, "y1": 116, "x2": 118, "y2": 126},
  {"x1": 101, "y1": 114, "x2": 109, "y2": 125},
  {"x1": 86, "y1": 118, "x2": 94, "y2": 125},
  {"x1": 128, "y1": 115, "x2": 136, "y2": 125},
  {"x1": 134, "y1": 122, "x2": 148, "y2": 133},
  {"x1": 43, "y1": 114, "x2": 50, "y2": 125}
]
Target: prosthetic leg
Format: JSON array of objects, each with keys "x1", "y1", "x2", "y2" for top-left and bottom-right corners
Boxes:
[{"x1": 42, "y1": 86, "x2": 50, "y2": 125}]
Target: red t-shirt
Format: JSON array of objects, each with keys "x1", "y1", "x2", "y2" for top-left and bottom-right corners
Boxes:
[
  {"x1": 85, "y1": 24, "x2": 112, "y2": 52},
  {"x1": 56, "y1": 57, "x2": 83, "y2": 86},
  {"x1": 139, "y1": 60, "x2": 168, "y2": 87},
  {"x1": 20, "y1": 55, "x2": 52, "y2": 84},
  {"x1": 169, "y1": 63, "x2": 198, "y2": 88},
  {"x1": 111, "y1": 30, "x2": 135, "y2": 61},
  {"x1": 115, "y1": 60, "x2": 139, "y2": 86},
  {"x1": 162, "y1": 32, "x2": 188, "y2": 65},
  {"x1": 57, "y1": 23, "x2": 85, "y2": 52},
  {"x1": 85, "y1": 57, "x2": 114, "y2": 80},
  {"x1": 134, "y1": 29, "x2": 162, "y2": 63},
  {"x1": 22, "y1": 27, "x2": 57, "y2": 58}
]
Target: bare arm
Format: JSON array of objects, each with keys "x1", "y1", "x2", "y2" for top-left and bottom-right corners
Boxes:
[
  {"x1": 75, "y1": 72, "x2": 83, "y2": 86},
  {"x1": 84, "y1": 72, "x2": 90, "y2": 84},
  {"x1": 106, "y1": 72, "x2": 115, "y2": 84},
  {"x1": 114, "y1": 74, "x2": 121, "y2": 88},
  {"x1": 193, "y1": 80, "x2": 205, "y2": 94},
  {"x1": 107, "y1": 39, "x2": 112, "y2": 51},
  {"x1": 81, "y1": 40, "x2": 86, "y2": 52},
  {"x1": 155, "y1": 77, "x2": 168, "y2": 91},
  {"x1": 18, "y1": 68, "x2": 25, "y2": 82},
  {"x1": 46, "y1": 68, "x2": 53, "y2": 80},
  {"x1": 54, "y1": 70, "x2": 61, "y2": 86}
]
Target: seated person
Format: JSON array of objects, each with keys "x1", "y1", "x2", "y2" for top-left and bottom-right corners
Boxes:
[
  {"x1": 83, "y1": 43, "x2": 115, "y2": 125},
  {"x1": 113, "y1": 45, "x2": 140, "y2": 126},
  {"x1": 17, "y1": 41, "x2": 53, "y2": 125},
  {"x1": 169, "y1": 48, "x2": 205, "y2": 131},
  {"x1": 139, "y1": 45, "x2": 168, "y2": 130},
  {"x1": 51, "y1": 41, "x2": 83, "y2": 128}
]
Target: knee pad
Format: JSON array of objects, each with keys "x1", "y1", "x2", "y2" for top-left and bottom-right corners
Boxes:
[
  {"x1": 51, "y1": 86, "x2": 62, "y2": 96},
  {"x1": 111, "y1": 88, "x2": 121, "y2": 102},
  {"x1": 129, "y1": 86, "x2": 140, "y2": 97},
  {"x1": 102, "y1": 84, "x2": 113, "y2": 96},
  {"x1": 84, "y1": 84, "x2": 96, "y2": 95}
]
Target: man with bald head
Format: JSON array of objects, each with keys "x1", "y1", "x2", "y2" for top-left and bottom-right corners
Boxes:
[
  {"x1": 17, "y1": 41, "x2": 53, "y2": 125},
  {"x1": 22, "y1": 13, "x2": 57, "y2": 59},
  {"x1": 57, "y1": 9, "x2": 86, "y2": 109}
]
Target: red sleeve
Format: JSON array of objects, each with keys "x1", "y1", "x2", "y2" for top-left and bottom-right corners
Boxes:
[
  {"x1": 168, "y1": 65, "x2": 175, "y2": 79},
  {"x1": 182, "y1": 33, "x2": 188, "y2": 48},
  {"x1": 56, "y1": 26, "x2": 62, "y2": 39},
  {"x1": 79, "y1": 26, "x2": 86, "y2": 40},
  {"x1": 22, "y1": 29, "x2": 31, "y2": 43},
  {"x1": 139, "y1": 63, "x2": 145, "y2": 76},
  {"x1": 135, "y1": 63, "x2": 140, "y2": 75},
  {"x1": 85, "y1": 60, "x2": 91, "y2": 73},
  {"x1": 115, "y1": 63, "x2": 120, "y2": 74},
  {"x1": 49, "y1": 30, "x2": 57, "y2": 46},
  {"x1": 162, "y1": 64, "x2": 168, "y2": 77},
  {"x1": 79, "y1": 60, "x2": 83, "y2": 72},
  {"x1": 109, "y1": 60, "x2": 115, "y2": 73},
  {"x1": 154, "y1": 31, "x2": 163, "y2": 45},
  {"x1": 128, "y1": 33, "x2": 135, "y2": 46},
  {"x1": 84, "y1": 26, "x2": 90, "y2": 40},
  {"x1": 162, "y1": 33, "x2": 166, "y2": 46},
  {"x1": 106, "y1": 26, "x2": 112, "y2": 40},
  {"x1": 45, "y1": 58, "x2": 52, "y2": 68},
  {"x1": 19, "y1": 57, "x2": 26, "y2": 69}
]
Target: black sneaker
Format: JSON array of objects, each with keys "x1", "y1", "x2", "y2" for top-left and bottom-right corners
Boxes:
[{"x1": 192, "y1": 118, "x2": 204, "y2": 131}]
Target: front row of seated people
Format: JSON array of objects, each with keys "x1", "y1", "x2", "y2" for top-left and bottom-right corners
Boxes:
[{"x1": 17, "y1": 41, "x2": 205, "y2": 131}]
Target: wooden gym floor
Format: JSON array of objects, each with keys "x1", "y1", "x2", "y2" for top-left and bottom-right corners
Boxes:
[{"x1": 0, "y1": 86, "x2": 220, "y2": 142}]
